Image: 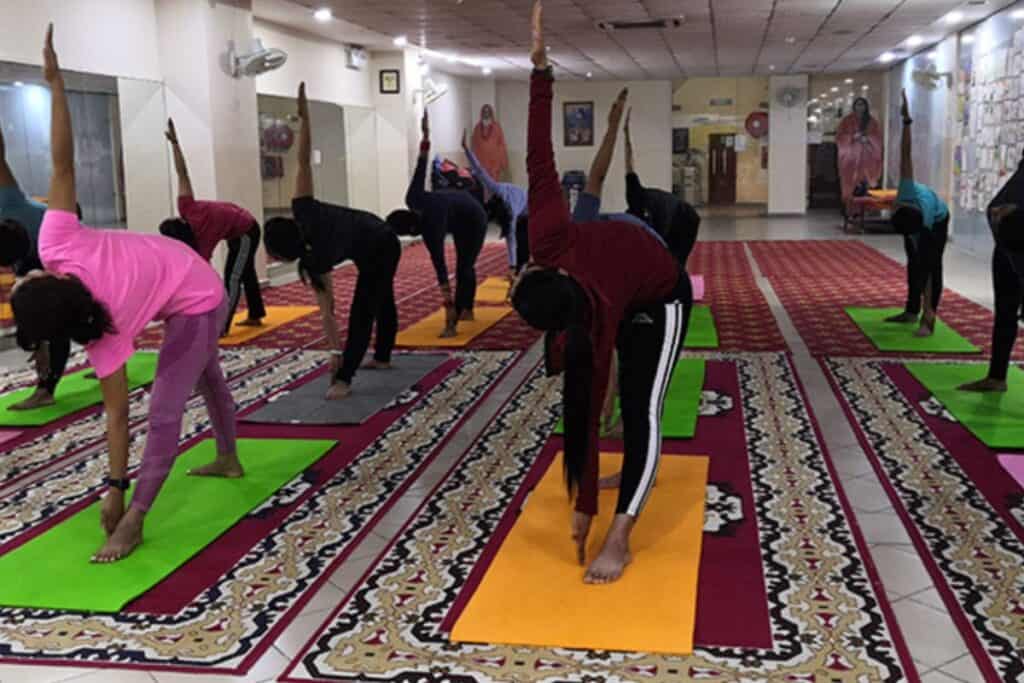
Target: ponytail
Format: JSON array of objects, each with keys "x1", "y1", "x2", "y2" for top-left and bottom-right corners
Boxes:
[{"x1": 561, "y1": 320, "x2": 594, "y2": 499}]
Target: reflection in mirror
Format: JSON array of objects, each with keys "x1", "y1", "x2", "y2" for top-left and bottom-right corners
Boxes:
[{"x1": 0, "y1": 61, "x2": 125, "y2": 227}]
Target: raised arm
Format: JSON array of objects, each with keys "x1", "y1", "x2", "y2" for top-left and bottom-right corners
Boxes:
[
  {"x1": 0, "y1": 125, "x2": 16, "y2": 188},
  {"x1": 624, "y1": 108, "x2": 635, "y2": 175},
  {"x1": 406, "y1": 110, "x2": 431, "y2": 212},
  {"x1": 899, "y1": 90, "x2": 914, "y2": 183},
  {"x1": 295, "y1": 82, "x2": 314, "y2": 199},
  {"x1": 42, "y1": 25, "x2": 76, "y2": 213},
  {"x1": 583, "y1": 88, "x2": 628, "y2": 197},
  {"x1": 462, "y1": 129, "x2": 501, "y2": 197},
  {"x1": 164, "y1": 118, "x2": 194, "y2": 198},
  {"x1": 526, "y1": 1, "x2": 574, "y2": 265}
]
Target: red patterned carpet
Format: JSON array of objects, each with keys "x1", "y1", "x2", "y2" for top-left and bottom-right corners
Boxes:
[{"x1": 748, "y1": 239, "x2": 905, "y2": 279}]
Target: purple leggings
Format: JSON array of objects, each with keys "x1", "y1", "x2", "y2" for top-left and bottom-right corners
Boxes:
[{"x1": 131, "y1": 298, "x2": 236, "y2": 512}]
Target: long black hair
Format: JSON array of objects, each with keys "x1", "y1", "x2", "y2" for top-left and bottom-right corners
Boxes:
[
  {"x1": 0, "y1": 219, "x2": 30, "y2": 267},
  {"x1": 512, "y1": 268, "x2": 593, "y2": 498},
  {"x1": 158, "y1": 217, "x2": 199, "y2": 253},
  {"x1": 853, "y1": 96, "x2": 871, "y2": 133},
  {"x1": 485, "y1": 195, "x2": 512, "y2": 238},
  {"x1": 264, "y1": 216, "x2": 326, "y2": 291},
  {"x1": 12, "y1": 275, "x2": 115, "y2": 350}
]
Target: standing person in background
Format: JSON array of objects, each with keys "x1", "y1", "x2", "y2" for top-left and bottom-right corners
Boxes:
[
  {"x1": 264, "y1": 83, "x2": 402, "y2": 399},
  {"x1": 160, "y1": 118, "x2": 266, "y2": 336},
  {"x1": 836, "y1": 96, "x2": 884, "y2": 208},
  {"x1": 624, "y1": 109, "x2": 701, "y2": 268},
  {"x1": 887, "y1": 90, "x2": 950, "y2": 338},
  {"x1": 462, "y1": 129, "x2": 528, "y2": 279},
  {"x1": 393, "y1": 110, "x2": 488, "y2": 338},
  {"x1": 0, "y1": 123, "x2": 72, "y2": 411},
  {"x1": 13, "y1": 25, "x2": 241, "y2": 563},
  {"x1": 512, "y1": 1, "x2": 693, "y2": 584},
  {"x1": 470, "y1": 104, "x2": 509, "y2": 181}
]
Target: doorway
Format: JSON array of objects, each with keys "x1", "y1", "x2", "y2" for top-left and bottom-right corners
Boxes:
[{"x1": 708, "y1": 133, "x2": 737, "y2": 205}]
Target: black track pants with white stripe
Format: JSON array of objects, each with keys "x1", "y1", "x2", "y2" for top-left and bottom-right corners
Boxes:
[
  {"x1": 615, "y1": 297, "x2": 691, "y2": 517},
  {"x1": 223, "y1": 222, "x2": 267, "y2": 335}
]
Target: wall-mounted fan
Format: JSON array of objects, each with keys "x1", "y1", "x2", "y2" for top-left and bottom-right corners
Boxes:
[{"x1": 774, "y1": 85, "x2": 805, "y2": 109}]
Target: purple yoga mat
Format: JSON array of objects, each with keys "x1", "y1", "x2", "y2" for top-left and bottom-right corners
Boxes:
[
  {"x1": 997, "y1": 454, "x2": 1024, "y2": 488},
  {"x1": 691, "y1": 274, "x2": 705, "y2": 301}
]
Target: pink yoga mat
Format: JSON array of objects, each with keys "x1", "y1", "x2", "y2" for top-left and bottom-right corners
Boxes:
[
  {"x1": 691, "y1": 274, "x2": 705, "y2": 301},
  {"x1": 997, "y1": 454, "x2": 1024, "y2": 489}
]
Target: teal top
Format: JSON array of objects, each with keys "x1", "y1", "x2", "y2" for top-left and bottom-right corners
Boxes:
[
  {"x1": 896, "y1": 179, "x2": 949, "y2": 231},
  {"x1": 0, "y1": 185, "x2": 46, "y2": 274}
]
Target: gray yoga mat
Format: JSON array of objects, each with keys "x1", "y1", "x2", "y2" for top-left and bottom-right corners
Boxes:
[{"x1": 242, "y1": 353, "x2": 450, "y2": 425}]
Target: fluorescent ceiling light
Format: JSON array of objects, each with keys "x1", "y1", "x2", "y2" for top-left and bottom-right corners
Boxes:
[
  {"x1": 906, "y1": 35, "x2": 924, "y2": 47},
  {"x1": 944, "y1": 11, "x2": 964, "y2": 25},
  {"x1": 482, "y1": 67, "x2": 493, "y2": 75},
  {"x1": 927, "y1": 50, "x2": 938, "y2": 60},
  {"x1": 313, "y1": 7, "x2": 332, "y2": 23},
  {"x1": 879, "y1": 52, "x2": 896, "y2": 63},
  {"x1": 393, "y1": 35, "x2": 408, "y2": 47},
  {"x1": 13, "y1": 81, "x2": 23, "y2": 87}
]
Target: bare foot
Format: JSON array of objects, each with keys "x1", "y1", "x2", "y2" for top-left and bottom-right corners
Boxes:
[
  {"x1": 439, "y1": 324, "x2": 458, "y2": 339},
  {"x1": 8, "y1": 388, "x2": 55, "y2": 411},
  {"x1": 884, "y1": 311, "x2": 918, "y2": 323},
  {"x1": 459, "y1": 310, "x2": 475, "y2": 322},
  {"x1": 584, "y1": 514, "x2": 634, "y2": 584},
  {"x1": 363, "y1": 359, "x2": 392, "y2": 370},
  {"x1": 188, "y1": 453, "x2": 245, "y2": 478},
  {"x1": 958, "y1": 377, "x2": 1008, "y2": 393},
  {"x1": 236, "y1": 318, "x2": 263, "y2": 327},
  {"x1": 92, "y1": 508, "x2": 144, "y2": 563},
  {"x1": 325, "y1": 381, "x2": 352, "y2": 400},
  {"x1": 599, "y1": 472, "x2": 622, "y2": 490}
]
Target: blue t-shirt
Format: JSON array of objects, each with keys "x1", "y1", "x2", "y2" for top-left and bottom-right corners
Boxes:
[
  {"x1": 572, "y1": 191, "x2": 668, "y2": 248},
  {"x1": 0, "y1": 185, "x2": 46, "y2": 275},
  {"x1": 896, "y1": 179, "x2": 949, "y2": 231}
]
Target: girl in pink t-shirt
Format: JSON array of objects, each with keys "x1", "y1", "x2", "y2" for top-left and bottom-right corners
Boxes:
[{"x1": 9, "y1": 27, "x2": 241, "y2": 563}]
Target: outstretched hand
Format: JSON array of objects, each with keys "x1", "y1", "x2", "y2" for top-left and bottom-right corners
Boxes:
[
  {"x1": 165, "y1": 118, "x2": 178, "y2": 145},
  {"x1": 900, "y1": 89, "x2": 910, "y2": 122},
  {"x1": 42, "y1": 23, "x2": 60, "y2": 84},
  {"x1": 297, "y1": 81, "x2": 309, "y2": 120},
  {"x1": 609, "y1": 88, "x2": 629, "y2": 129},
  {"x1": 530, "y1": 1, "x2": 548, "y2": 69}
]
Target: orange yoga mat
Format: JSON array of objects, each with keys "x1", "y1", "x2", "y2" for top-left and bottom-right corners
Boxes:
[
  {"x1": 475, "y1": 277, "x2": 511, "y2": 304},
  {"x1": 396, "y1": 306, "x2": 512, "y2": 348},
  {"x1": 451, "y1": 452, "x2": 709, "y2": 655},
  {"x1": 219, "y1": 305, "x2": 319, "y2": 346}
]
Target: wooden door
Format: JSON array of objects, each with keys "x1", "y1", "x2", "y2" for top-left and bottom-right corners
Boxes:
[
  {"x1": 708, "y1": 134, "x2": 737, "y2": 204},
  {"x1": 807, "y1": 143, "x2": 841, "y2": 209}
]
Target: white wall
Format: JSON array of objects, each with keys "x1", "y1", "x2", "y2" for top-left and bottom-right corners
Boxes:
[
  {"x1": 117, "y1": 78, "x2": 173, "y2": 233},
  {"x1": 0, "y1": 0, "x2": 161, "y2": 81},
  {"x1": 254, "y1": 19, "x2": 373, "y2": 109},
  {"x1": 372, "y1": 52, "x2": 411, "y2": 216},
  {"x1": 768, "y1": 74, "x2": 809, "y2": 214},
  {"x1": 424, "y1": 69, "x2": 474, "y2": 165},
  {"x1": 471, "y1": 80, "x2": 497, "y2": 127},
  {"x1": 497, "y1": 79, "x2": 673, "y2": 212}
]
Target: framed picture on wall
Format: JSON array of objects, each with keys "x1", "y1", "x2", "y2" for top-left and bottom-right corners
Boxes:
[
  {"x1": 379, "y1": 69, "x2": 401, "y2": 94},
  {"x1": 672, "y1": 127, "x2": 690, "y2": 153},
  {"x1": 563, "y1": 101, "x2": 594, "y2": 147}
]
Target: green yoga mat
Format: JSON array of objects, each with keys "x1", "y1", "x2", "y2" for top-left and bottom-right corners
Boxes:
[
  {"x1": 906, "y1": 363, "x2": 1024, "y2": 448},
  {"x1": 845, "y1": 307, "x2": 979, "y2": 354},
  {"x1": 555, "y1": 359, "x2": 706, "y2": 438},
  {"x1": 0, "y1": 352, "x2": 159, "y2": 426},
  {"x1": 0, "y1": 437, "x2": 334, "y2": 612},
  {"x1": 684, "y1": 305, "x2": 719, "y2": 349}
]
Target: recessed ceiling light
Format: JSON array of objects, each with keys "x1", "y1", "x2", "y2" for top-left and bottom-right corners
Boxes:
[
  {"x1": 906, "y1": 35, "x2": 924, "y2": 47},
  {"x1": 844, "y1": 78, "x2": 853, "y2": 84},
  {"x1": 962, "y1": 34, "x2": 975, "y2": 45},
  {"x1": 769, "y1": 64, "x2": 776, "y2": 71},
  {"x1": 313, "y1": 7, "x2": 332, "y2": 23},
  {"x1": 586, "y1": 71, "x2": 593, "y2": 79},
  {"x1": 831, "y1": 86, "x2": 839, "y2": 92},
  {"x1": 927, "y1": 50, "x2": 938, "y2": 60},
  {"x1": 861, "y1": 84, "x2": 869, "y2": 90},
  {"x1": 879, "y1": 52, "x2": 897, "y2": 63},
  {"x1": 482, "y1": 67, "x2": 493, "y2": 75},
  {"x1": 393, "y1": 35, "x2": 408, "y2": 47},
  {"x1": 943, "y1": 11, "x2": 964, "y2": 25},
  {"x1": 785, "y1": 36, "x2": 797, "y2": 44},
  {"x1": 13, "y1": 81, "x2": 23, "y2": 87}
]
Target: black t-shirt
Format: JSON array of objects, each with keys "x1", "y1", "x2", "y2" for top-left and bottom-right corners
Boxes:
[{"x1": 291, "y1": 196, "x2": 390, "y2": 274}]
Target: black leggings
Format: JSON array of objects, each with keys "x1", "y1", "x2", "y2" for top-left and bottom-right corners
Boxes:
[
  {"x1": 223, "y1": 222, "x2": 267, "y2": 334},
  {"x1": 454, "y1": 224, "x2": 487, "y2": 314},
  {"x1": 38, "y1": 335, "x2": 71, "y2": 395},
  {"x1": 615, "y1": 276, "x2": 693, "y2": 516},
  {"x1": 905, "y1": 216, "x2": 949, "y2": 314},
  {"x1": 336, "y1": 232, "x2": 401, "y2": 384},
  {"x1": 989, "y1": 247, "x2": 1023, "y2": 381}
]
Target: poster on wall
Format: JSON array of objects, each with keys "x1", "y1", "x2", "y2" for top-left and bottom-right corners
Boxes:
[{"x1": 563, "y1": 101, "x2": 594, "y2": 147}]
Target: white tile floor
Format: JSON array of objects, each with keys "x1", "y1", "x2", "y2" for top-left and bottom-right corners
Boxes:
[{"x1": 0, "y1": 210, "x2": 997, "y2": 681}]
